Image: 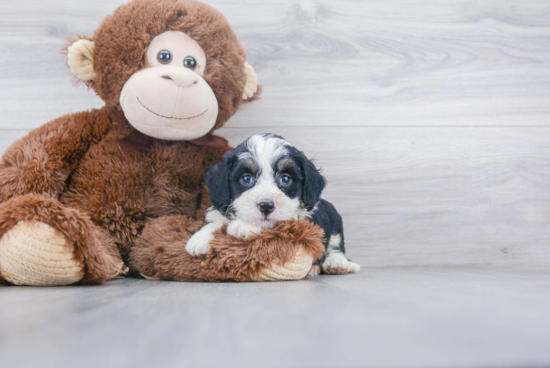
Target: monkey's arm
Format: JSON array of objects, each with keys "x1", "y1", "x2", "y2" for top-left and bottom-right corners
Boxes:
[{"x1": 0, "y1": 109, "x2": 111, "y2": 202}]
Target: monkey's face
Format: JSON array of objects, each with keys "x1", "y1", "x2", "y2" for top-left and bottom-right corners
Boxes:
[
  {"x1": 66, "y1": 0, "x2": 260, "y2": 138},
  {"x1": 119, "y1": 31, "x2": 219, "y2": 141}
]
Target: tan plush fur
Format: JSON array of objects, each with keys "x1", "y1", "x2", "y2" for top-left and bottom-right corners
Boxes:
[
  {"x1": 0, "y1": 0, "x2": 322, "y2": 285},
  {"x1": 0, "y1": 221, "x2": 85, "y2": 286},
  {"x1": 0, "y1": 194, "x2": 125, "y2": 284},
  {"x1": 67, "y1": 39, "x2": 95, "y2": 81}
]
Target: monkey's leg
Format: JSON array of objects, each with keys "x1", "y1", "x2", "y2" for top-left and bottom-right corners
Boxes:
[
  {"x1": 0, "y1": 194, "x2": 125, "y2": 286},
  {"x1": 129, "y1": 216, "x2": 325, "y2": 282},
  {"x1": 129, "y1": 215, "x2": 205, "y2": 281}
]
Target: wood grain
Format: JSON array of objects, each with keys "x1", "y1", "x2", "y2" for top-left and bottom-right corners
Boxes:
[
  {"x1": 1, "y1": 267, "x2": 549, "y2": 368},
  {"x1": 220, "y1": 126, "x2": 550, "y2": 267},
  {"x1": 1, "y1": 0, "x2": 550, "y2": 268},
  {"x1": 1, "y1": 0, "x2": 550, "y2": 129}
]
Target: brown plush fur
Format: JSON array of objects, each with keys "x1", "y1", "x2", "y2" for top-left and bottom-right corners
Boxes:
[
  {"x1": 130, "y1": 218, "x2": 325, "y2": 282},
  {"x1": 0, "y1": 194, "x2": 124, "y2": 284},
  {"x1": 89, "y1": 0, "x2": 255, "y2": 130},
  {"x1": 0, "y1": 0, "x2": 319, "y2": 285}
]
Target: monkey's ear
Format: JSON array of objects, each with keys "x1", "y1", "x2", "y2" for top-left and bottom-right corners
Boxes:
[
  {"x1": 242, "y1": 62, "x2": 259, "y2": 101},
  {"x1": 67, "y1": 39, "x2": 96, "y2": 81}
]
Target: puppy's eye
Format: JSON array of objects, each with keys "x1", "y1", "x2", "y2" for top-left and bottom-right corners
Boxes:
[
  {"x1": 184, "y1": 56, "x2": 197, "y2": 70},
  {"x1": 157, "y1": 50, "x2": 172, "y2": 64},
  {"x1": 279, "y1": 174, "x2": 292, "y2": 187},
  {"x1": 240, "y1": 174, "x2": 255, "y2": 186}
]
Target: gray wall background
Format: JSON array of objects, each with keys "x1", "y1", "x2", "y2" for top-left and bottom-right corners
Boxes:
[{"x1": 1, "y1": 0, "x2": 549, "y2": 268}]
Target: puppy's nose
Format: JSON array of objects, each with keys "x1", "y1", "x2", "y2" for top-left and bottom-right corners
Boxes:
[{"x1": 259, "y1": 201, "x2": 275, "y2": 215}]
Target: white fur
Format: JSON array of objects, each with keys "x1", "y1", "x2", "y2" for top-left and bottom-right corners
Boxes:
[
  {"x1": 328, "y1": 233, "x2": 342, "y2": 251},
  {"x1": 205, "y1": 209, "x2": 230, "y2": 224},
  {"x1": 185, "y1": 208, "x2": 230, "y2": 256},
  {"x1": 240, "y1": 134, "x2": 292, "y2": 170},
  {"x1": 185, "y1": 222, "x2": 223, "y2": 256},
  {"x1": 321, "y1": 234, "x2": 360, "y2": 274},
  {"x1": 230, "y1": 180, "x2": 301, "y2": 228},
  {"x1": 231, "y1": 134, "x2": 300, "y2": 228},
  {"x1": 295, "y1": 203, "x2": 316, "y2": 221},
  {"x1": 226, "y1": 219, "x2": 262, "y2": 239}
]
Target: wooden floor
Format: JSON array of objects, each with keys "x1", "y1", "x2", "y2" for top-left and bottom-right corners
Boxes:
[
  {"x1": 1, "y1": 266, "x2": 550, "y2": 368},
  {"x1": 1, "y1": 0, "x2": 550, "y2": 367}
]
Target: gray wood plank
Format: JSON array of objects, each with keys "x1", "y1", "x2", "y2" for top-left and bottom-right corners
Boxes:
[
  {"x1": 220, "y1": 126, "x2": 550, "y2": 267},
  {"x1": 1, "y1": 266, "x2": 549, "y2": 368},
  {"x1": 1, "y1": 0, "x2": 550, "y2": 129}
]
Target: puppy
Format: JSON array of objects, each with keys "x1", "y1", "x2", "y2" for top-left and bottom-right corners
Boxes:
[{"x1": 186, "y1": 133, "x2": 360, "y2": 275}]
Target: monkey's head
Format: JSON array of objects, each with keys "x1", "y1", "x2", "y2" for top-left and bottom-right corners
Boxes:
[{"x1": 66, "y1": 0, "x2": 260, "y2": 140}]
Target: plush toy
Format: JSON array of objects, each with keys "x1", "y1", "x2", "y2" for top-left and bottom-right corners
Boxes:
[{"x1": 0, "y1": 0, "x2": 324, "y2": 286}]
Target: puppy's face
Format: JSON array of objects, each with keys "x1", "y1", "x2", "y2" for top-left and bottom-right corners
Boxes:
[{"x1": 206, "y1": 134, "x2": 326, "y2": 228}]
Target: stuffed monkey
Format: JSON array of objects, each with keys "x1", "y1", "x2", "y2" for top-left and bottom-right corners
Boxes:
[{"x1": 0, "y1": 0, "x2": 324, "y2": 286}]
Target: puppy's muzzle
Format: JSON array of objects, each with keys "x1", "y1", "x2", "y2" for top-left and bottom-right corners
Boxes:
[{"x1": 258, "y1": 200, "x2": 275, "y2": 215}]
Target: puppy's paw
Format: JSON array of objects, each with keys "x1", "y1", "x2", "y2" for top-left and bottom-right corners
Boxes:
[
  {"x1": 227, "y1": 220, "x2": 262, "y2": 240},
  {"x1": 321, "y1": 253, "x2": 361, "y2": 275},
  {"x1": 347, "y1": 261, "x2": 361, "y2": 273},
  {"x1": 186, "y1": 228, "x2": 214, "y2": 256}
]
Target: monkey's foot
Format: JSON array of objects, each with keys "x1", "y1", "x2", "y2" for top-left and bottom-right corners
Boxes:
[
  {"x1": 259, "y1": 248, "x2": 314, "y2": 281},
  {"x1": 0, "y1": 221, "x2": 85, "y2": 286}
]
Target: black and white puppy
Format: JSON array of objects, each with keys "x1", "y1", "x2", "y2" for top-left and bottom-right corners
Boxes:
[{"x1": 186, "y1": 133, "x2": 360, "y2": 274}]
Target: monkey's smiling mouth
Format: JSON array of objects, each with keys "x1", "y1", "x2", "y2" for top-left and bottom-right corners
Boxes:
[{"x1": 137, "y1": 97, "x2": 208, "y2": 120}]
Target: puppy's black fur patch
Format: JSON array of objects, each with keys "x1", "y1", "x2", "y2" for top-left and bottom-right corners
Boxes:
[
  {"x1": 308, "y1": 199, "x2": 345, "y2": 265},
  {"x1": 292, "y1": 149, "x2": 326, "y2": 211},
  {"x1": 205, "y1": 152, "x2": 235, "y2": 214}
]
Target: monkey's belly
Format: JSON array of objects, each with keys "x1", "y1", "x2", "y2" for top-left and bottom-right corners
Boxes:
[{"x1": 59, "y1": 142, "x2": 203, "y2": 256}]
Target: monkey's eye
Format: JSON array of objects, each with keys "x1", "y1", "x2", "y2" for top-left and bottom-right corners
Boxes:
[
  {"x1": 157, "y1": 50, "x2": 172, "y2": 64},
  {"x1": 279, "y1": 174, "x2": 293, "y2": 187},
  {"x1": 183, "y1": 56, "x2": 197, "y2": 70},
  {"x1": 240, "y1": 174, "x2": 255, "y2": 186}
]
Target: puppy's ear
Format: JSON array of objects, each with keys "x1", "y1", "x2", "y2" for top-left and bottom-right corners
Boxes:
[
  {"x1": 205, "y1": 153, "x2": 235, "y2": 213},
  {"x1": 297, "y1": 153, "x2": 326, "y2": 211}
]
